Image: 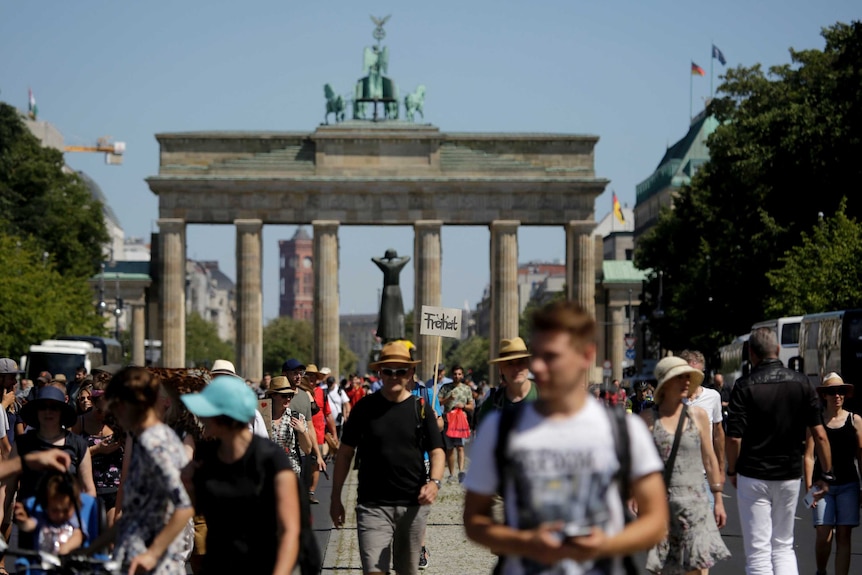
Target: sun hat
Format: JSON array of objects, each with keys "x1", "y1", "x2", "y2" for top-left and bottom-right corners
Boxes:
[
  {"x1": 369, "y1": 341, "x2": 421, "y2": 370},
  {"x1": 267, "y1": 376, "x2": 297, "y2": 395},
  {"x1": 19, "y1": 386, "x2": 77, "y2": 429},
  {"x1": 319, "y1": 367, "x2": 332, "y2": 376},
  {"x1": 92, "y1": 364, "x2": 124, "y2": 377},
  {"x1": 818, "y1": 372, "x2": 854, "y2": 398},
  {"x1": 488, "y1": 337, "x2": 532, "y2": 364},
  {"x1": 210, "y1": 359, "x2": 239, "y2": 377},
  {"x1": 181, "y1": 375, "x2": 258, "y2": 424},
  {"x1": 0, "y1": 358, "x2": 24, "y2": 375},
  {"x1": 281, "y1": 358, "x2": 306, "y2": 372},
  {"x1": 653, "y1": 356, "x2": 704, "y2": 398},
  {"x1": 54, "y1": 374, "x2": 67, "y2": 383}
]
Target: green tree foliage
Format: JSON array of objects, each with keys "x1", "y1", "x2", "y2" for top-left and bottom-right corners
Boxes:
[
  {"x1": 765, "y1": 200, "x2": 862, "y2": 316},
  {"x1": 339, "y1": 341, "x2": 358, "y2": 378},
  {"x1": 0, "y1": 102, "x2": 109, "y2": 279},
  {"x1": 445, "y1": 336, "x2": 490, "y2": 383},
  {"x1": 635, "y1": 21, "x2": 862, "y2": 355},
  {"x1": 0, "y1": 232, "x2": 105, "y2": 357},
  {"x1": 519, "y1": 291, "x2": 566, "y2": 341},
  {"x1": 185, "y1": 312, "x2": 234, "y2": 368},
  {"x1": 261, "y1": 316, "x2": 357, "y2": 377}
]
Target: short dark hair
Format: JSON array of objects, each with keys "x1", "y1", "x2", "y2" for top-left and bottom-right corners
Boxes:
[
  {"x1": 452, "y1": 365, "x2": 464, "y2": 374},
  {"x1": 530, "y1": 300, "x2": 596, "y2": 350}
]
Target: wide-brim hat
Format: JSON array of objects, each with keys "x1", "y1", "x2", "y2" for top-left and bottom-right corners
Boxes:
[
  {"x1": 818, "y1": 372, "x2": 854, "y2": 398},
  {"x1": 210, "y1": 359, "x2": 238, "y2": 377},
  {"x1": 488, "y1": 337, "x2": 532, "y2": 364},
  {"x1": 181, "y1": 375, "x2": 258, "y2": 424},
  {"x1": 653, "y1": 356, "x2": 704, "y2": 397},
  {"x1": 19, "y1": 386, "x2": 77, "y2": 429},
  {"x1": 369, "y1": 341, "x2": 421, "y2": 370},
  {"x1": 305, "y1": 364, "x2": 320, "y2": 375},
  {"x1": 267, "y1": 375, "x2": 297, "y2": 395}
]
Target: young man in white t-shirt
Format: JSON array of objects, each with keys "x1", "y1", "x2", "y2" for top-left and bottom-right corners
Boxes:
[
  {"x1": 678, "y1": 349, "x2": 725, "y2": 510},
  {"x1": 463, "y1": 301, "x2": 668, "y2": 575}
]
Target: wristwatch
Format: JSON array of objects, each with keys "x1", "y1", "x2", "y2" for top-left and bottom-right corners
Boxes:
[
  {"x1": 821, "y1": 470, "x2": 837, "y2": 483},
  {"x1": 430, "y1": 479, "x2": 442, "y2": 489}
]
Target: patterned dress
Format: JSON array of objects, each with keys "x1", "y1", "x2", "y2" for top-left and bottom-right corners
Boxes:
[
  {"x1": 271, "y1": 412, "x2": 304, "y2": 475},
  {"x1": 113, "y1": 423, "x2": 192, "y2": 574},
  {"x1": 646, "y1": 411, "x2": 730, "y2": 574}
]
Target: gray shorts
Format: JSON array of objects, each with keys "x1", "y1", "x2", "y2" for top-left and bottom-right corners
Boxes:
[{"x1": 356, "y1": 503, "x2": 431, "y2": 575}]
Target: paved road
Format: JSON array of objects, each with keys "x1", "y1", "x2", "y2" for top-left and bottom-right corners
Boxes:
[{"x1": 315, "y1": 462, "x2": 862, "y2": 574}]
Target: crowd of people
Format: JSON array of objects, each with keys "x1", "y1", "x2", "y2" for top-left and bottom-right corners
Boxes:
[{"x1": 0, "y1": 300, "x2": 858, "y2": 575}]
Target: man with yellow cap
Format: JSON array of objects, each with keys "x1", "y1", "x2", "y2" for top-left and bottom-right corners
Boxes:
[{"x1": 475, "y1": 337, "x2": 538, "y2": 426}]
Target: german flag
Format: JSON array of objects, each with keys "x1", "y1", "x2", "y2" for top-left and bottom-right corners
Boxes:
[
  {"x1": 613, "y1": 192, "x2": 625, "y2": 224},
  {"x1": 691, "y1": 61, "x2": 706, "y2": 76}
]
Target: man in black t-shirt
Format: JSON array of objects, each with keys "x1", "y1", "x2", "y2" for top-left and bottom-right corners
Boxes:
[{"x1": 330, "y1": 341, "x2": 445, "y2": 575}]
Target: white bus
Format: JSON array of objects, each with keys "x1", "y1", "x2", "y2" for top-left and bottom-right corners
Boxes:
[
  {"x1": 796, "y1": 309, "x2": 862, "y2": 409},
  {"x1": 751, "y1": 315, "x2": 803, "y2": 369},
  {"x1": 717, "y1": 333, "x2": 749, "y2": 387}
]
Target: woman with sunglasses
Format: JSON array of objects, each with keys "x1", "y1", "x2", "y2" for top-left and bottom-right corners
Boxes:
[
  {"x1": 803, "y1": 373, "x2": 862, "y2": 575},
  {"x1": 267, "y1": 376, "x2": 312, "y2": 476}
]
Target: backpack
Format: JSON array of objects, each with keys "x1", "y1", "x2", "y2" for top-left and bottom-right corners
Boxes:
[
  {"x1": 297, "y1": 477, "x2": 323, "y2": 574},
  {"x1": 492, "y1": 403, "x2": 638, "y2": 575}
]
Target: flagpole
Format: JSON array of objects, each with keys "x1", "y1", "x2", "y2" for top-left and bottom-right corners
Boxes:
[{"x1": 689, "y1": 69, "x2": 693, "y2": 121}]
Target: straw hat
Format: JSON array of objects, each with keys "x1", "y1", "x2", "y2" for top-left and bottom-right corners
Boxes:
[
  {"x1": 488, "y1": 337, "x2": 531, "y2": 364},
  {"x1": 369, "y1": 341, "x2": 421, "y2": 370},
  {"x1": 305, "y1": 364, "x2": 320, "y2": 375},
  {"x1": 818, "y1": 372, "x2": 854, "y2": 398},
  {"x1": 267, "y1": 376, "x2": 297, "y2": 395},
  {"x1": 210, "y1": 359, "x2": 239, "y2": 377},
  {"x1": 653, "y1": 356, "x2": 704, "y2": 398}
]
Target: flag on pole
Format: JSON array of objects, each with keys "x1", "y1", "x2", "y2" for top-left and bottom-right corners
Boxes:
[
  {"x1": 691, "y1": 62, "x2": 706, "y2": 76},
  {"x1": 613, "y1": 192, "x2": 625, "y2": 224},
  {"x1": 712, "y1": 44, "x2": 727, "y2": 66},
  {"x1": 28, "y1": 88, "x2": 38, "y2": 120}
]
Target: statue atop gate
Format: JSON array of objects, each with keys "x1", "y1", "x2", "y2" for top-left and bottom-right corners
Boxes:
[{"x1": 323, "y1": 15, "x2": 425, "y2": 123}]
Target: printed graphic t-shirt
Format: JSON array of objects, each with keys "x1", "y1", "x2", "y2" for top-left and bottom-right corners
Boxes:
[{"x1": 464, "y1": 397, "x2": 663, "y2": 575}]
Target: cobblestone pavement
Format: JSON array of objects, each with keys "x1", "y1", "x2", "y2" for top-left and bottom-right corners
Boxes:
[{"x1": 322, "y1": 471, "x2": 496, "y2": 574}]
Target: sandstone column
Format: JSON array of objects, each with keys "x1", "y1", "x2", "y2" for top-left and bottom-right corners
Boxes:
[
  {"x1": 158, "y1": 218, "x2": 186, "y2": 367},
  {"x1": 413, "y1": 220, "x2": 443, "y2": 381},
  {"x1": 489, "y1": 221, "x2": 520, "y2": 384},
  {"x1": 610, "y1": 304, "x2": 625, "y2": 383},
  {"x1": 313, "y1": 221, "x2": 340, "y2": 378},
  {"x1": 131, "y1": 304, "x2": 146, "y2": 367},
  {"x1": 235, "y1": 219, "x2": 263, "y2": 381},
  {"x1": 565, "y1": 220, "x2": 597, "y2": 318}
]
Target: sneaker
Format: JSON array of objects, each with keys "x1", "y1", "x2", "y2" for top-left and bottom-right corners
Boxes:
[
  {"x1": 458, "y1": 471, "x2": 466, "y2": 483},
  {"x1": 308, "y1": 492, "x2": 320, "y2": 504},
  {"x1": 418, "y1": 546, "x2": 429, "y2": 569}
]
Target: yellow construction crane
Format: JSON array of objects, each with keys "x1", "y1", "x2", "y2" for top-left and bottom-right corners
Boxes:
[{"x1": 64, "y1": 136, "x2": 126, "y2": 165}]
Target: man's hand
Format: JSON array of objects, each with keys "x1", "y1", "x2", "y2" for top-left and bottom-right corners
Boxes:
[
  {"x1": 418, "y1": 481, "x2": 439, "y2": 505},
  {"x1": 2, "y1": 388, "x2": 15, "y2": 409},
  {"x1": 330, "y1": 499, "x2": 345, "y2": 528},
  {"x1": 566, "y1": 527, "x2": 609, "y2": 562},
  {"x1": 24, "y1": 449, "x2": 71, "y2": 473},
  {"x1": 522, "y1": 522, "x2": 571, "y2": 564}
]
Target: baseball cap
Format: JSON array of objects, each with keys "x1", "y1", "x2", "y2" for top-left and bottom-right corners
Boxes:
[
  {"x1": 37, "y1": 371, "x2": 53, "y2": 384},
  {"x1": 281, "y1": 358, "x2": 306, "y2": 372},
  {"x1": 181, "y1": 375, "x2": 258, "y2": 424},
  {"x1": 0, "y1": 358, "x2": 24, "y2": 375}
]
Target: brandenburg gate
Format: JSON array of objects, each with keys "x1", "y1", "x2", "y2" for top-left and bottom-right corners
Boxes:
[{"x1": 145, "y1": 20, "x2": 608, "y2": 381}]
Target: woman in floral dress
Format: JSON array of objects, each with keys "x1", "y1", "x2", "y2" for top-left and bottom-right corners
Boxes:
[
  {"x1": 91, "y1": 366, "x2": 194, "y2": 575},
  {"x1": 641, "y1": 356, "x2": 730, "y2": 574}
]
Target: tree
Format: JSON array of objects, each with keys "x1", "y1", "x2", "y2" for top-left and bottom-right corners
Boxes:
[
  {"x1": 0, "y1": 232, "x2": 105, "y2": 357},
  {"x1": 185, "y1": 312, "x2": 234, "y2": 368},
  {"x1": 0, "y1": 102, "x2": 109, "y2": 279},
  {"x1": 636, "y1": 21, "x2": 862, "y2": 355},
  {"x1": 339, "y1": 341, "x2": 358, "y2": 378},
  {"x1": 445, "y1": 336, "x2": 490, "y2": 383},
  {"x1": 765, "y1": 199, "x2": 862, "y2": 316},
  {"x1": 262, "y1": 317, "x2": 313, "y2": 375}
]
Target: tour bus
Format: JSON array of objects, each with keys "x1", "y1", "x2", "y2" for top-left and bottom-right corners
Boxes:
[
  {"x1": 56, "y1": 335, "x2": 123, "y2": 366},
  {"x1": 796, "y1": 309, "x2": 862, "y2": 407},
  {"x1": 751, "y1": 315, "x2": 803, "y2": 369},
  {"x1": 717, "y1": 333, "x2": 750, "y2": 387}
]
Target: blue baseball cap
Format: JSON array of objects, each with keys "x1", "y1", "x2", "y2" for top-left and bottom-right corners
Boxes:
[
  {"x1": 281, "y1": 358, "x2": 306, "y2": 372},
  {"x1": 181, "y1": 375, "x2": 257, "y2": 424}
]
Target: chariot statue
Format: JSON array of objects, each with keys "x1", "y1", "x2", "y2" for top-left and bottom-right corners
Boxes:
[{"x1": 353, "y1": 15, "x2": 400, "y2": 121}]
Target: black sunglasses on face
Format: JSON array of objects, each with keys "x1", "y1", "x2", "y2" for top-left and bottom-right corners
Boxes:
[
  {"x1": 822, "y1": 388, "x2": 846, "y2": 396},
  {"x1": 381, "y1": 368, "x2": 409, "y2": 377}
]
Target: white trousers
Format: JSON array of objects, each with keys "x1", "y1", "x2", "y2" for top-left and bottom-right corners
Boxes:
[{"x1": 737, "y1": 474, "x2": 800, "y2": 575}]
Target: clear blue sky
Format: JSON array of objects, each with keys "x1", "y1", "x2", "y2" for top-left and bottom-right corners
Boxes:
[{"x1": 1, "y1": 1, "x2": 857, "y2": 322}]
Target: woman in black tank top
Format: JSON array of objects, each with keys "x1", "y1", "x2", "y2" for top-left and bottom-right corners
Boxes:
[{"x1": 803, "y1": 373, "x2": 862, "y2": 575}]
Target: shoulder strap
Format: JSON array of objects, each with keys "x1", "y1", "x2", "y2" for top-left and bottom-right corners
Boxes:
[
  {"x1": 663, "y1": 404, "x2": 688, "y2": 487},
  {"x1": 493, "y1": 403, "x2": 524, "y2": 497},
  {"x1": 606, "y1": 406, "x2": 631, "y2": 509}
]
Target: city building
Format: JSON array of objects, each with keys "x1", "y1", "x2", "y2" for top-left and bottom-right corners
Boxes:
[
  {"x1": 340, "y1": 313, "x2": 378, "y2": 376},
  {"x1": 186, "y1": 260, "x2": 236, "y2": 343},
  {"x1": 634, "y1": 109, "x2": 718, "y2": 244},
  {"x1": 278, "y1": 227, "x2": 314, "y2": 320}
]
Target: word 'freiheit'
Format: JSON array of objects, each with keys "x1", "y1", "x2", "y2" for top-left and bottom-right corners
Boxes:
[{"x1": 423, "y1": 312, "x2": 459, "y2": 332}]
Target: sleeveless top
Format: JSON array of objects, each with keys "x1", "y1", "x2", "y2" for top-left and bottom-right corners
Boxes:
[
  {"x1": 814, "y1": 411, "x2": 861, "y2": 485},
  {"x1": 78, "y1": 415, "x2": 123, "y2": 493}
]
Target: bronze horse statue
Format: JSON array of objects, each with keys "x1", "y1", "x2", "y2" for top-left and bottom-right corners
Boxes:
[{"x1": 324, "y1": 84, "x2": 346, "y2": 124}]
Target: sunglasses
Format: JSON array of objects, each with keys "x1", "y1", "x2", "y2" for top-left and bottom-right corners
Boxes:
[
  {"x1": 380, "y1": 368, "x2": 410, "y2": 377},
  {"x1": 821, "y1": 388, "x2": 846, "y2": 396}
]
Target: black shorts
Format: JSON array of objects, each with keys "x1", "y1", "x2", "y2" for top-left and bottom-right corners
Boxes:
[{"x1": 443, "y1": 434, "x2": 464, "y2": 450}]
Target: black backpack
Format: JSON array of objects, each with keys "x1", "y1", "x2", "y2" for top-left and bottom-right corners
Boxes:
[{"x1": 492, "y1": 403, "x2": 638, "y2": 575}]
